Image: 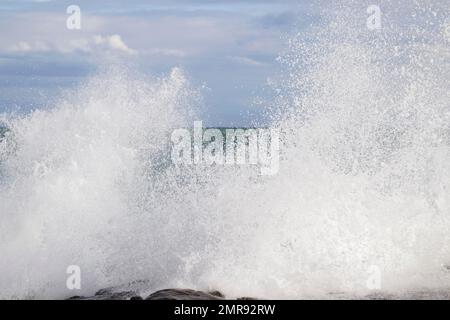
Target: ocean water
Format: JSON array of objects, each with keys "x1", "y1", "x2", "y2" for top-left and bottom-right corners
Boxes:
[{"x1": 0, "y1": 1, "x2": 449, "y2": 299}]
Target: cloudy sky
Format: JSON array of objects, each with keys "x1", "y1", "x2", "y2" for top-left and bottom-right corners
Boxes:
[{"x1": 0, "y1": 0, "x2": 320, "y2": 125}]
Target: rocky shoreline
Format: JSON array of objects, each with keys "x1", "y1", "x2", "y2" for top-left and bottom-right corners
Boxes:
[
  {"x1": 68, "y1": 287, "x2": 254, "y2": 300},
  {"x1": 67, "y1": 283, "x2": 450, "y2": 300}
]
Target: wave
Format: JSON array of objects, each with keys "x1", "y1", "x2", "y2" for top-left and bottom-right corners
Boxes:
[{"x1": 0, "y1": 0, "x2": 449, "y2": 299}]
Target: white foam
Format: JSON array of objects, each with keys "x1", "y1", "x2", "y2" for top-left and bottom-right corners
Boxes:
[{"x1": 0, "y1": 1, "x2": 449, "y2": 299}]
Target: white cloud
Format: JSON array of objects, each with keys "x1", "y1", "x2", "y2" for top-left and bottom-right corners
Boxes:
[
  {"x1": 0, "y1": 7, "x2": 287, "y2": 61},
  {"x1": 9, "y1": 40, "x2": 50, "y2": 52},
  {"x1": 9, "y1": 41, "x2": 32, "y2": 52},
  {"x1": 146, "y1": 48, "x2": 186, "y2": 57},
  {"x1": 7, "y1": 34, "x2": 137, "y2": 55},
  {"x1": 93, "y1": 34, "x2": 137, "y2": 55},
  {"x1": 227, "y1": 56, "x2": 267, "y2": 67},
  {"x1": 64, "y1": 39, "x2": 91, "y2": 53}
]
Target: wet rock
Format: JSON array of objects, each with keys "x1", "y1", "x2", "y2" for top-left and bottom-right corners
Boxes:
[
  {"x1": 92, "y1": 289, "x2": 137, "y2": 300},
  {"x1": 66, "y1": 282, "x2": 450, "y2": 300},
  {"x1": 145, "y1": 289, "x2": 224, "y2": 300},
  {"x1": 67, "y1": 295, "x2": 85, "y2": 300},
  {"x1": 208, "y1": 290, "x2": 225, "y2": 298},
  {"x1": 65, "y1": 287, "x2": 139, "y2": 300}
]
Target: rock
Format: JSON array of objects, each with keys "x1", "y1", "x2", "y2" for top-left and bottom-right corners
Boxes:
[
  {"x1": 208, "y1": 290, "x2": 225, "y2": 298},
  {"x1": 65, "y1": 281, "x2": 258, "y2": 300},
  {"x1": 67, "y1": 295, "x2": 85, "y2": 300},
  {"x1": 65, "y1": 281, "x2": 450, "y2": 300},
  {"x1": 71, "y1": 280, "x2": 154, "y2": 300},
  {"x1": 93, "y1": 289, "x2": 137, "y2": 300},
  {"x1": 66, "y1": 287, "x2": 139, "y2": 300},
  {"x1": 145, "y1": 289, "x2": 224, "y2": 300}
]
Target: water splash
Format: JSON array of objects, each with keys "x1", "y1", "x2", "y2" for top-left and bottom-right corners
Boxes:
[
  {"x1": 187, "y1": 0, "x2": 450, "y2": 298},
  {"x1": 1, "y1": 1, "x2": 449, "y2": 299},
  {"x1": 0, "y1": 65, "x2": 201, "y2": 298}
]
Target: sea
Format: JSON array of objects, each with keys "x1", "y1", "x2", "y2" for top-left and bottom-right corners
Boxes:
[{"x1": 0, "y1": 1, "x2": 449, "y2": 299}]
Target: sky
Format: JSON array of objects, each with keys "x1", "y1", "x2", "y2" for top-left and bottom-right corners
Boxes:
[
  {"x1": 0, "y1": 0, "x2": 319, "y2": 126},
  {"x1": 2, "y1": 1, "x2": 446, "y2": 125}
]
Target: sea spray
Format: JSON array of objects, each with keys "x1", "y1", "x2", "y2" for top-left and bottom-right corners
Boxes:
[
  {"x1": 170, "y1": 122, "x2": 280, "y2": 175},
  {"x1": 187, "y1": 0, "x2": 450, "y2": 298},
  {"x1": 0, "y1": 0, "x2": 449, "y2": 300},
  {"x1": 0, "y1": 65, "x2": 202, "y2": 298}
]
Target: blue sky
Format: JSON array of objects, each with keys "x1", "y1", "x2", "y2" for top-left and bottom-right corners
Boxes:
[
  {"x1": 2, "y1": 1, "x2": 446, "y2": 125},
  {"x1": 0, "y1": 0, "x2": 318, "y2": 125}
]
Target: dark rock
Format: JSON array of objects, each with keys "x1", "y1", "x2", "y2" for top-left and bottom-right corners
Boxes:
[
  {"x1": 208, "y1": 290, "x2": 225, "y2": 298},
  {"x1": 94, "y1": 290, "x2": 137, "y2": 300},
  {"x1": 95, "y1": 288, "x2": 110, "y2": 296},
  {"x1": 66, "y1": 281, "x2": 450, "y2": 300},
  {"x1": 67, "y1": 287, "x2": 138, "y2": 300},
  {"x1": 145, "y1": 289, "x2": 224, "y2": 300}
]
